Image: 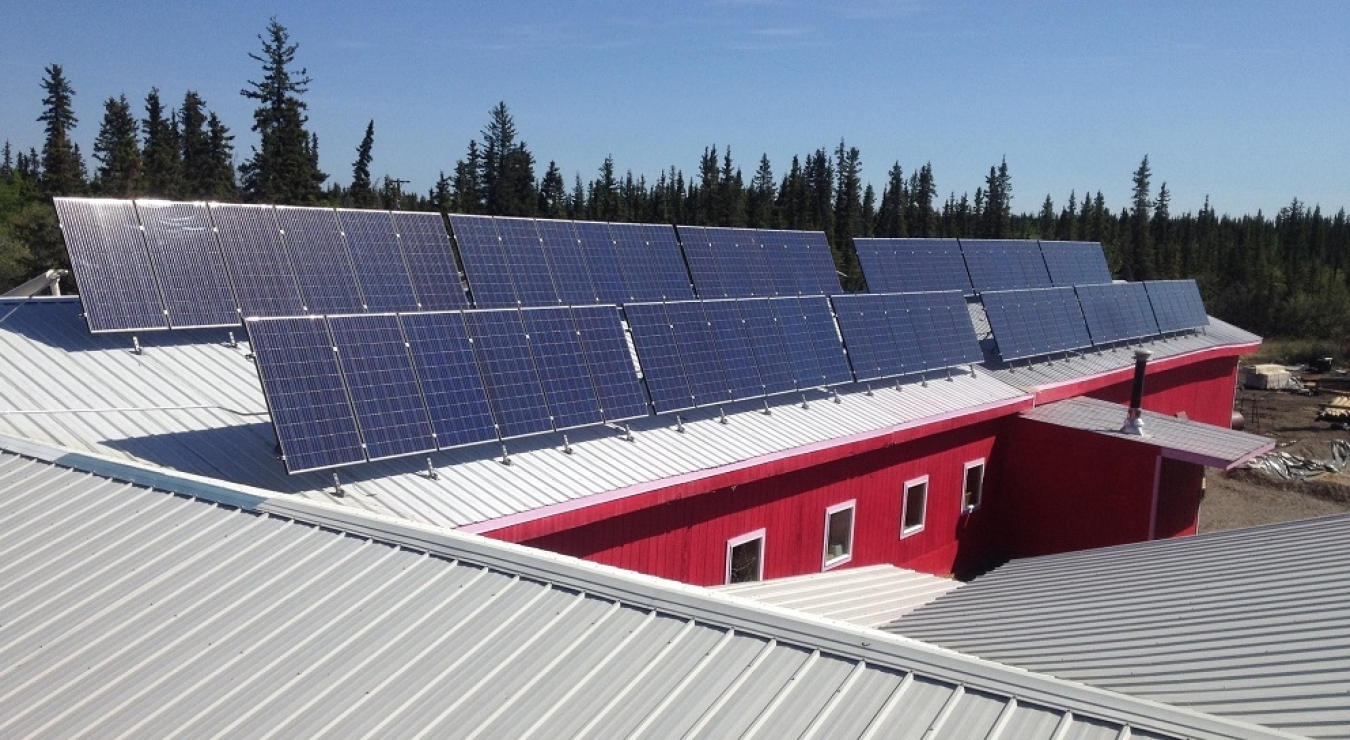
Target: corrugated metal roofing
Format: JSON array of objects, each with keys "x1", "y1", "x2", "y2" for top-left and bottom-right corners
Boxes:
[
  {"x1": 890, "y1": 513, "x2": 1350, "y2": 738},
  {"x1": 1021, "y1": 396, "x2": 1275, "y2": 469},
  {"x1": 0, "y1": 440, "x2": 1298, "y2": 739},
  {"x1": 714, "y1": 564, "x2": 963, "y2": 627}
]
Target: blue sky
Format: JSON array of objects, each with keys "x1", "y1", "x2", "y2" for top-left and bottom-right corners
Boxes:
[{"x1": 2, "y1": 1, "x2": 1345, "y2": 217}]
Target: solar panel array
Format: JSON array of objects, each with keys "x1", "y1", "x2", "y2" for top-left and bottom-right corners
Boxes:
[
  {"x1": 1075, "y1": 282, "x2": 1161, "y2": 345},
  {"x1": 854, "y1": 238, "x2": 1116, "y2": 296},
  {"x1": 959, "y1": 239, "x2": 1054, "y2": 292},
  {"x1": 1040, "y1": 240, "x2": 1113, "y2": 286},
  {"x1": 678, "y1": 226, "x2": 843, "y2": 298},
  {"x1": 831, "y1": 292, "x2": 984, "y2": 381},
  {"x1": 853, "y1": 238, "x2": 972, "y2": 294},
  {"x1": 54, "y1": 198, "x2": 469, "y2": 332},
  {"x1": 980, "y1": 287, "x2": 1094, "y2": 362},
  {"x1": 245, "y1": 306, "x2": 650, "y2": 473},
  {"x1": 1144, "y1": 280, "x2": 1208, "y2": 334}
]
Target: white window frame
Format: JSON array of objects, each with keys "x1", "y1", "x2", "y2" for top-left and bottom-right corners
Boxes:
[
  {"x1": 725, "y1": 528, "x2": 766, "y2": 584},
  {"x1": 822, "y1": 500, "x2": 856, "y2": 570},
  {"x1": 901, "y1": 475, "x2": 929, "y2": 538},
  {"x1": 962, "y1": 459, "x2": 986, "y2": 513}
]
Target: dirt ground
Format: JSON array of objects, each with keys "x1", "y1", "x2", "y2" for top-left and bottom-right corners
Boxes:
[{"x1": 1200, "y1": 378, "x2": 1350, "y2": 532}]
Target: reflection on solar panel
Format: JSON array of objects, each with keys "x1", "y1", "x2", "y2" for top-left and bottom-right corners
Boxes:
[
  {"x1": 1144, "y1": 279, "x2": 1208, "y2": 334},
  {"x1": 521, "y1": 307, "x2": 603, "y2": 429},
  {"x1": 536, "y1": 219, "x2": 597, "y2": 305},
  {"x1": 328, "y1": 313, "x2": 436, "y2": 460},
  {"x1": 497, "y1": 216, "x2": 559, "y2": 306},
  {"x1": 624, "y1": 301, "x2": 694, "y2": 413},
  {"x1": 210, "y1": 203, "x2": 304, "y2": 318},
  {"x1": 392, "y1": 211, "x2": 468, "y2": 310},
  {"x1": 337, "y1": 209, "x2": 418, "y2": 312},
  {"x1": 665, "y1": 300, "x2": 731, "y2": 405},
  {"x1": 54, "y1": 198, "x2": 168, "y2": 333},
  {"x1": 854, "y1": 238, "x2": 972, "y2": 294},
  {"x1": 1075, "y1": 282, "x2": 1160, "y2": 345},
  {"x1": 399, "y1": 311, "x2": 498, "y2": 448},
  {"x1": 981, "y1": 287, "x2": 1093, "y2": 362},
  {"x1": 960, "y1": 239, "x2": 1053, "y2": 292},
  {"x1": 702, "y1": 299, "x2": 764, "y2": 398},
  {"x1": 573, "y1": 220, "x2": 626, "y2": 304},
  {"x1": 462, "y1": 308, "x2": 553, "y2": 438},
  {"x1": 736, "y1": 298, "x2": 796, "y2": 395},
  {"x1": 450, "y1": 214, "x2": 517, "y2": 308},
  {"x1": 246, "y1": 315, "x2": 365, "y2": 473},
  {"x1": 275, "y1": 206, "x2": 364, "y2": 313},
  {"x1": 570, "y1": 305, "x2": 649, "y2": 421},
  {"x1": 135, "y1": 200, "x2": 238, "y2": 328},
  {"x1": 1039, "y1": 240, "x2": 1112, "y2": 286}
]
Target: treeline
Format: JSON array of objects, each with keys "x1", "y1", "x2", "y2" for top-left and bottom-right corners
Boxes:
[{"x1": 3, "y1": 19, "x2": 1349, "y2": 344}]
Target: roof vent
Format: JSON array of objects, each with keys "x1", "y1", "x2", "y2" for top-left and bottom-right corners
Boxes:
[{"x1": 1120, "y1": 349, "x2": 1153, "y2": 436}]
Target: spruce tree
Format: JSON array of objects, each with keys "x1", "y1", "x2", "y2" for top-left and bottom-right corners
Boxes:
[
  {"x1": 907, "y1": 163, "x2": 937, "y2": 237},
  {"x1": 1038, "y1": 195, "x2": 1056, "y2": 238},
  {"x1": 38, "y1": 64, "x2": 85, "y2": 196},
  {"x1": 746, "y1": 154, "x2": 776, "y2": 228},
  {"x1": 240, "y1": 17, "x2": 326, "y2": 203},
  {"x1": 479, "y1": 103, "x2": 537, "y2": 216},
  {"x1": 1, "y1": 142, "x2": 12, "y2": 177},
  {"x1": 875, "y1": 163, "x2": 908, "y2": 238},
  {"x1": 1126, "y1": 156, "x2": 1154, "y2": 280},
  {"x1": 179, "y1": 91, "x2": 232, "y2": 200},
  {"x1": 141, "y1": 88, "x2": 182, "y2": 196},
  {"x1": 203, "y1": 113, "x2": 236, "y2": 199},
  {"x1": 452, "y1": 140, "x2": 483, "y2": 213},
  {"x1": 538, "y1": 160, "x2": 568, "y2": 218},
  {"x1": 349, "y1": 120, "x2": 376, "y2": 207},
  {"x1": 92, "y1": 95, "x2": 142, "y2": 197}
]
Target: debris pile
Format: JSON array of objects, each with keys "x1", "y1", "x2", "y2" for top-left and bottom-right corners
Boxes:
[{"x1": 1241, "y1": 439, "x2": 1350, "y2": 480}]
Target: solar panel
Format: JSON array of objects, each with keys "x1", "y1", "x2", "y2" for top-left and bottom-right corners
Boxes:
[
  {"x1": 831, "y1": 294, "x2": 906, "y2": 381},
  {"x1": 1144, "y1": 280, "x2": 1208, "y2": 333},
  {"x1": 748, "y1": 230, "x2": 794, "y2": 296},
  {"x1": 398, "y1": 311, "x2": 498, "y2": 448},
  {"x1": 210, "y1": 203, "x2": 304, "y2": 318},
  {"x1": 664, "y1": 300, "x2": 731, "y2": 406},
  {"x1": 392, "y1": 211, "x2": 468, "y2": 310},
  {"x1": 462, "y1": 308, "x2": 553, "y2": 438},
  {"x1": 337, "y1": 209, "x2": 419, "y2": 312},
  {"x1": 771, "y1": 296, "x2": 829, "y2": 388},
  {"x1": 797, "y1": 296, "x2": 853, "y2": 385},
  {"x1": 521, "y1": 307, "x2": 603, "y2": 429},
  {"x1": 54, "y1": 197, "x2": 168, "y2": 332},
  {"x1": 737, "y1": 231, "x2": 780, "y2": 298},
  {"x1": 676, "y1": 225, "x2": 724, "y2": 299},
  {"x1": 624, "y1": 301, "x2": 694, "y2": 413},
  {"x1": 981, "y1": 287, "x2": 1093, "y2": 362},
  {"x1": 855, "y1": 238, "x2": 972, "y2": 294},
  {"x1": 795, "y1": 231, "x2": 843, "y2": 295},
  {"x1": 497, "y1": 216, "x2": 560, "y2": 306},
  {"x1": 610, "y1": 223, "x2": 692, "y2": 302},
  {"x1": 701, "y1": 299, "x2": 764, "y2": 398},
  {"x1": 536, "y1": 219, "x2": 598, "y2": 305},
  {"x1": 135, "y1": 200, "x2": 238, "y2": 328},
  {"x1": 892, "y1": 291, "x2": 984, "y2": 371},
  {"x1": 735, "y1": 298, "x2": 797, "y2": 395},
  {"x1": 1075, "y1": 282, "x2": 1161, "y2": 345},
  {"x1": 245, "y1": 315, "x2": 365, "y2": 473},
  {"x1": 274, "y1": 206, "x2": 364, "y2": 313},
  {"x1": 450, "y1": 214, "x2": 517, "y2": 308},
  {"x1": 1039, "y1": 240, "x2": 1112, "y2": 286},
  {"x1": 572, "y1": 220, "x2": 627, "y2": 304},
  {"x1": 641, "y1": 224, "x2": 696, "y2": 301},
  {"x1": 699, "y1": 227, "x2": 755, "y2": 298},
  {"x1": 569, "y1": 305, "x2": 650, "y2": 421},
  {"x1": 960, "y1": 239, "x2": 1053, "y2": 292},
  {"x1": 327, "y1": 313, "x2": 436, "y2": 460}
]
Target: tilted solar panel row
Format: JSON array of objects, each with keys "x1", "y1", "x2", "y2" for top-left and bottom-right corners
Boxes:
[
  {"x1": 54, "y1": 198, "x2": 467, "y2": 332},
  {"x1": 980, "y1": 287, "x2": 1094, "y2": 362},
  {"x1": 1143, "y1": 279, "x2": 1208, "y2": 334},
  {"x1": 677, "y1": 226, "x2": 842, "y2": 298},
  {"x1": 246, "y1": 305, "x2": 648, "y2": 474},
  {"x1": 831, "y1": 291, "x2": 984, "y2": 381},
  {"x1": 853, "y1": 237, "x2": 1112, "y2": 296},
  {"x1": 1075, "y1": 282, "x2": 1161, "y2": 345}
]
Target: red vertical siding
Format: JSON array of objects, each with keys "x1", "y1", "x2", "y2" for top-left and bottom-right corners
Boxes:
[
  {"x1": 1087, "y1": 356, "x2": 1239, "y2": 427},
  {"x1": 1154, "y1": 458, "x2": 1205, "y2": 538}
]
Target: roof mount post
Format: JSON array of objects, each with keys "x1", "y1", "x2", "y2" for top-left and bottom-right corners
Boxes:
[
  {"x1": 332, "y1": 472, "x2": 345, "y2": 497},
  {"x1": 718, "y1": 407, "x2": 729, "y2": 424},
  {"x1": 425, "y1": 457, "x2": 439, "y2": 480},
  {"x1": 1120, "y1": 349, "x2": 1153, "y2": 437},
  {"x1": 864, "y1": 383, "x2": 873, "y2": 397},
  {"x1": 227, "y1": 331, "x2": 239, "y2": 349},
  {"x1": 131, "y1": 335, "x2": 142, "y2": 355},
  {"x1": 675, "y1": 414, "x2": 685, "y2": 433},
  {"x1": 832, "y1": 388, "x2": 842, "y2": 404},
  {"x1": 762, "y1": 398, "x2": 771, "y2": 415},
  {"x1": 800, "y1": 393, "x2": 810, "y2": 410},
  {"x1": 561, "y1": 433, "x2": 573, "y2": 454},
  {"x1": 499, "y1": 443, "x2": 512, "y2": 465}
]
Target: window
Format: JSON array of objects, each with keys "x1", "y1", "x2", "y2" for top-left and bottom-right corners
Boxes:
[
  {"x1": 822, "y1": 501, "x2": 855, "y2": 569},
  {"x1": 962, "y1": 460, "x2": 986, "y2": 512},
  {"x1": 901, "y1": 477, "x2": 928, "y2": 537},
  {"x1": 726, "y1": 529, "x2": 765, "y2": 584}
]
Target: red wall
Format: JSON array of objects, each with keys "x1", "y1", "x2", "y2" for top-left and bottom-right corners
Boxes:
[
  {"x1": 1154, "y1": 458, "x2": 1204, "y2": 538},
  {"x1": 1088, "y1": 356, "x2": 1240, "y2": 427}
]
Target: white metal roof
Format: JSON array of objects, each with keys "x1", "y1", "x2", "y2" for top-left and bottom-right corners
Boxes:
[
  {"x1": 0, "y1": 436, "x2": 1298, "y2": 739},
  {"x1": 890, "y1": 514, "x2": 1350, "y2": 738},
  {"x1": 714, "y1": 564, "x2": 964, "y2": 627}
]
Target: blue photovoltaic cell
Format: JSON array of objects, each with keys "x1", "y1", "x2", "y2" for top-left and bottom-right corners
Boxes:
[
  {"x1": 245, "y1": 316, "x2": 365, "y2": 473},
  {"x1": 624, "y1": 301, "x2": 694, "y2": 413},
  {"x1": 570, "y1": 305, "x2": 650, "y2": 421},
  {"x1": 771, "y1": 297, "x2": 827, "y2": 388},
  {"x1": 210, "y1": 203, "x2": 304, "y2": 318},
  {"x1": 981, "y1": 287, "x2": 1092, "y2": 362},
  {"x1": 450, "y1": 214, "x2": 517, "y2": 308},
  {"x1": 135, "y1": 200, "x2": 238, "y2": 328},
  {"x1": 609, "y1": 223, "x2": 664, "y2": 302},
  {"x1": 462, "y1": 309, "x2": 553, "y2": 438},
  {"x1": 398, "y1": 312, "x2": 498, "y2": 448},
  {"x1": 573, "y1": 220, "x2": 627, "y2": 305},
  {"x1": 798, "y1": 296, "x2": 853, "y2": 385},
  {"x1": 832, "y1": 294, "x2": 907, "y2": 381},
  {"x1": 640, "y1": 224, "x2": 696, "y2": 301},
  {"x1": 891, "y1": 291, "x2": 983, "y2": 371},
  {"x1": 1075, "y1": 282, "x2": 1160, "y2": 345},
  {"x1": 701, "y1": 299, "x2": 764, "y2": 399},
  {"x1": 852, "y1": 239, "x2": 897, "y2": 294},
  {"x1": 337, "y1": 209, "x2": 419, "y2": 312},
  {"x1": 737, "y1": 231, "x2": 779, "y2": 298},
  {"x1": 1144, "y1": 279, "x2": 1208, "y2": 334},
  {"x1": 664, "y1": 300, "x2": 731, "y2": 406},
  {"x1": 960, "y1": 239, "x2": 1054, "y2": 292},
  {"x1": 521, "y1": 307, "x2": 603, "y2": 429},
  {"x1": 751, "y1": 230, "x2": 798, "y2": 296},
  {"x1": 392, "y1": 211, "x2": 468, "y2": 310},
  {"x1": 1040, "y1": 240, "x2": 1112, "y2": 286},
  {"x1": 497, "y1": 216, "x2": 560, "y2": 306},
  {"x1": 796, "y1": 232, "x2": 843, "y2": 295},
  {"x1": 536, "y1": 219, "x2": 598, "y2": 305},
  {"x1": 736, "y1": 298, "x2": 797, "y2": 395},
  {"x1": 275, "y1": 206, "x2": 364, "y2": 313},
  {"x1": 855, "y1": 238, "x2": 972, "y2": 294},
  {"x1": 327, "y1": 313, "x2": 436, "y2": 460},
  {"x1": 677, "y1": 225, "x2": 725, "y2": 299},
  {"x1": 55, "y1": 198, "x2": 168, "y2": 333},
  {"x1": 703, "y1": 228, "x2": 752, "y2": 298}
]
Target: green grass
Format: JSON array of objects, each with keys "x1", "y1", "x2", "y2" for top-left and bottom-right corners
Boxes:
[{"x1": 1246, "y1": 338, "x2": 1350, "y2": 366}]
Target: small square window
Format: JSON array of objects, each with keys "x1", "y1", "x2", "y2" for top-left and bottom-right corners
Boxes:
[
  {"x1": 823, "y1": 501, "x2": 855, "y2": 569},
  {"x1": 901, "y1": 477, "x2": 928, "y2": 537},
  {"x1": 726, "y1": 530, "x2": 765, "y2": 584},
  {"x1": 963, "y1": 460, "x2": 985, "y2": 512}
]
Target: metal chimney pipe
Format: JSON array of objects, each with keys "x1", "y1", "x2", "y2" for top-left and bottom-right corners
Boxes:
[{"x1": 1120, "y1": 349, "x2": 1152, "y2": 436}]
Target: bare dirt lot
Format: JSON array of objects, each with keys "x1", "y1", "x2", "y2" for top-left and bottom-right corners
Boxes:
[{"x1": 1200, "y1": 380, "x2": 1350, "y2": 532}]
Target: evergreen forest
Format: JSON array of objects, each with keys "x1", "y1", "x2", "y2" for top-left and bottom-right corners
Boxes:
[{"x1": 2, "y1": 19, "x2": 1347, "y2": 346}]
